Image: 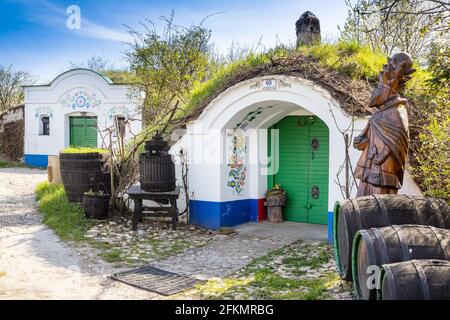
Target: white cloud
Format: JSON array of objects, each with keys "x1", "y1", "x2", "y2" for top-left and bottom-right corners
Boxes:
[{"x1": 18, "y1": 0, "x2": 133, "y2": 43}]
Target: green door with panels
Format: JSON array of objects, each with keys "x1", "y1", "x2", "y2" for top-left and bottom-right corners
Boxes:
[
  {"x1": 268, "y1": 116, "x2": 329, "y2": 224},
  {"x1": 69, "y1": 116, "x2": 98, "y2": 148}
]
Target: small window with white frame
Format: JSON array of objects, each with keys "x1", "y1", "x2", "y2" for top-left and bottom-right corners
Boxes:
[{"x1": 39, "y1": 115, "x2": 50, "y2": 135}]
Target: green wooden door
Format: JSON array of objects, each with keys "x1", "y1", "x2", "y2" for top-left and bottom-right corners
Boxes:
[
  {"x1": 268, "y1": 116, "x2": 329, "y2": 224},
  {"x1": 69, "y1": 117, "x2": 98, "y2": 148}
]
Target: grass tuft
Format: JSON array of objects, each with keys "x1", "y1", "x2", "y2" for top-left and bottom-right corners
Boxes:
[
  {"x1": 0, "y1": 160, "x2": 27, "y2": 168},
  {"x1": 35, "y1": 181, "x2": 93, "y2": 241}
]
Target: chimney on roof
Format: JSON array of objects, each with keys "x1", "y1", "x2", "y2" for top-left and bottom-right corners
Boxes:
[{"x1": 296, "y1": 11, "x2": 321, "y2": 47}]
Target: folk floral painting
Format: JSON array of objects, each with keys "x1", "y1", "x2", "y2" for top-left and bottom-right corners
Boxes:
[
  {"x1": 104, "y1": 105, "x2": 133, "y2": 120},
  {"x1": 34, "y1": 106, "x2": 54, "y2": 118},
  {"x1": 226, "y1": 129, "x2": 247, "y2": 196},
  {"x1": 59, "y1": 90, "x2": 102, "y2": 110}
]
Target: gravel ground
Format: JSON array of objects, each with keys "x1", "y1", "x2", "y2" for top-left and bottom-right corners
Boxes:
[{"x1": 0, "y1": 167, "x2": 160, "y2": 300}]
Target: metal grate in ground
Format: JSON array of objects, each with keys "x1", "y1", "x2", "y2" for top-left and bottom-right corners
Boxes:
[{"x1": 110, "y1": 266, "x2": 204, "y2": 296}]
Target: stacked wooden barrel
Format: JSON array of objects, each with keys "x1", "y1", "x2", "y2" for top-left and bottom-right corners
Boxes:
[
  {"x1": 333, "y1": 194, "x2": 450, "y2": 300},
  {"x1": 380, "y1": 260, "x2": 450, "y2": 300}
]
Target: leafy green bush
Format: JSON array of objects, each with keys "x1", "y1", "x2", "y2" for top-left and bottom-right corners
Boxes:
[
  {"x1": 35, "y1": 181, "x2": 93, "y2": 241},
  {"x1": 413, "y1": 113, "x2": 450, "y2": 200},
  {"x1": 408, "y1": 46, "x2": 450, "y2": 203}
]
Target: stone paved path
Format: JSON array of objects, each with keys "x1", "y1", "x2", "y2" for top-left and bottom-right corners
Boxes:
[
  {"x1": 152, "y1": 233, "x2": 293, "y2": 279},
  {"x1": 152, "y1": 222, "x2": 328, "y2": 280}
]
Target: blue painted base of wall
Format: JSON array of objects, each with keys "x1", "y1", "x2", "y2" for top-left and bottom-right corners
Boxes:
[
  {"x1": 190, "y1": 199, "x2": 334, "y2": 241},
  {"x1": 328, "y1": 211, "x2": 333, "y2": 244},
  {"x1": 189, "y1": 199, "x2": 259, "y2": 230},
  {"x1": 24, "y1": 154, "x2": 48, "y2": 168}
]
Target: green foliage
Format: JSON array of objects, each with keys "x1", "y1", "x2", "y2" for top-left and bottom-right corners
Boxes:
[
  {"x1": 183, "y1": 41, "x2": 388, "y2": 117},
  {"x1": 298, "y1": 41, "x2": 386, "y2": 81},
  {"x1": 184, "y1": 52, "x2": 271, "y2": 115},
  {"x1": 414, "y1": 113, "x2": 450, "y2": 200},
  {"x1": 35, "y1": 181, "x2": 93, "y2": 241},
  {"x1": 339, "y1": 0, "x2": 450, "y2": 62},
  {"x1": 60, "y1": 147, "x2": 109, "y2": 154},
  {"x1": 409, "y1": 45, "x2": 450, "y2": 202},
  {"x1": 194, "y1": 241, "x2": 345, "y2": 300},
  {"x1": 426, "y1": 45, "x2": 450, "y2": 90},
  {"x1": 126, "y1": 12, "x2": 213, "y2": 130},
  {"x1": 102, "y1": 70, "x2": 136, "y2": 84},
  {"x1": 0, "y1": 160, "x2": 26, "y2": 168}
]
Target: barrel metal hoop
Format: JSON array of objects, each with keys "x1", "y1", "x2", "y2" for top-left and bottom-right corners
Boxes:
[
  {"x1": 382, "y1": 265, "x2": 398, "y2": 300},
  {"x1": 411, "y1": 260, "x2": 431, "y2": 300},
  {"x1": 429, "y1": 226, "x2": 449, "y2": 260},
  {"x1": 350, "y1": 198, "x2": 363, "y2": 229},
  {"x1": 342, "y1": 201, "x2": 355, "y2": 241},
  {"x1": 404, "y1": 194, "x2": 423, "y2": 225},
  {"x1": 392, "y1": 225, "x2": 410, "y2": 261},
  {"x1": 426, "y1": 197, "x2": 446, "y2": 228},
  {"x1": 372, "y1": 194, "x2": 389, "y2": 226},
  {"x1": 372, "y1": 227, "x2": 390, "y2": 264}
]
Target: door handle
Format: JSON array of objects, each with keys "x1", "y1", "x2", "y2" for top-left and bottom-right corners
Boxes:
[{"x1": 304, "y1": 204, "x2": 312, "y2": 209}]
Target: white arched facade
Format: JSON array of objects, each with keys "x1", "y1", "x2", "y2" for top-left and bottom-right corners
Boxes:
[
  {"x1": 23, "y1": 69, "x2": 142, "y2": 167},
  {"x1": 171, "y1": 75, "x2": 369, "y2": 239}
]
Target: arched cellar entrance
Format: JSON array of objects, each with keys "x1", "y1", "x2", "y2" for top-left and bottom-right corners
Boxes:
[
  {"x1": 268, "y1": 115, "x2": 329, "y2": 224},
  {"x1": 170, "y1": 75, "x2": 369, "y2": 241}
]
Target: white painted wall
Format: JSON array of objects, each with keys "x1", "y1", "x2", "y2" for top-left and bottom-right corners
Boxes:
[{"x1": 23, "y1": 69, "x2": 142, "y2": 156}]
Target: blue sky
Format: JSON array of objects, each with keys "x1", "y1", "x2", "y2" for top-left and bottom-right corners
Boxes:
[{"x1": 0, "y1": 0, "x2": 349, "y2": 82}]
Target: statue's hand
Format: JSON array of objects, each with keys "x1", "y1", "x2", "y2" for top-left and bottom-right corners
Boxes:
[{"x1": 353, "y1": 135, "x2": 368, "y2": 150}]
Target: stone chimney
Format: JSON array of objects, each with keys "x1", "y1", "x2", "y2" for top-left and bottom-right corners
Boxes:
[{"x1": 296, "y1": 11, "x2": 321, "y2": 47}]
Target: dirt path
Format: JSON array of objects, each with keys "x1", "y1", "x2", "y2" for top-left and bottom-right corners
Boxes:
[{"x1": 0, "y1": 168, "x2": 159, "y2": 300}]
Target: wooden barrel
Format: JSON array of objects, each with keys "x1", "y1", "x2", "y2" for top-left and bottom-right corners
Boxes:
[
  {"x1": 380, "y1": 259, "x2": 450, "y2": 300},
  {"x1": 60, "y1": 152, "x2": 106, "y2": 202},
  {"x1": 352, "y1": 225, "x2": 450, "y2": 300},
  {"x1": 333, "y1": 194, "x2": 450, "y2": 281}
]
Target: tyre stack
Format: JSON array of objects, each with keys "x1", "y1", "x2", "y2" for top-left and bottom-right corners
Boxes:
[{"x1": 333, "y1": 194, "x2": 450, "y2": 300}]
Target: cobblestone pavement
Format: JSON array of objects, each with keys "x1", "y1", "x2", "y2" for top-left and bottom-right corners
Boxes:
[{"x1": 152, "y1": 232, "x2": 298, "y2": 280}]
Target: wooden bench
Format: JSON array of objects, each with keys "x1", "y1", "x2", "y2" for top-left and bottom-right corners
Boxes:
[{"x1": 126, "y1": 185, "x2": 180, "y2": 231}]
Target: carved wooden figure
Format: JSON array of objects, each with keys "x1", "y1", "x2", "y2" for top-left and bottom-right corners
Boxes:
[{"x1": 354, "y1": 52, "x2": 416, "y2": 197}]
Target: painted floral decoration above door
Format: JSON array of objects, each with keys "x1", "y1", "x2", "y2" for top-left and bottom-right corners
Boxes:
[{"x1": 59, "y1": 90, "x2": 102, "y2": 110}]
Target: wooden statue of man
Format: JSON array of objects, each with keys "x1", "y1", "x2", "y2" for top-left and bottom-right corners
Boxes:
[{"x1": 353, "y1": 52, "x2": 416, "y2": 197}]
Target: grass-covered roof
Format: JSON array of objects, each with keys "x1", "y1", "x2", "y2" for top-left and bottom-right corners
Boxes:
[{"x1": 178, "y1": 42, "x2": 427, "y2": 124}]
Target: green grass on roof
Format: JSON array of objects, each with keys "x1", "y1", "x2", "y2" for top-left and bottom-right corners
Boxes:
[
  {"x1": 181, "y1": 41, "x2": 429, "y2": 120},
  {"x1": 61, "y1": 147, "x2": 110, "y2": 154}
]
